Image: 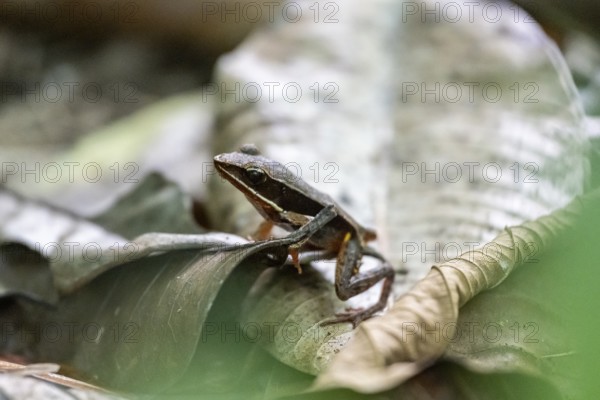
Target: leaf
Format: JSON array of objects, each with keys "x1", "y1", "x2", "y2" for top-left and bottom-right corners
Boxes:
[
  {"x1": 34, "y1": 247, "x2": 257, "y2": 392},
  {"x1": 0, "y1": 243, "x2": 58, "y2": 304},
  {"x1": 91, "y1": 172, "x2": 203, "y2": 238},
  {"x1": 20, "y1": 204, "x2": 338, "y2": 393},
  {"x1": 0, "y1": 173, "x2": 204, "y2": 295},
  {"x1": 0, "y1": 360, "x2": 125, "y2": 399},
  {"x1": 169, "y1": 315, "x2": 317, "y2": 399},
  {"x1": 2, "y1": 91, "x2": 214, "y2": 216},
  {"x1": 208, "y1": 0, "x2": 588, "y2": 384},
  {"x1": 0, "y1": 187, "x2": 127, "y2": 297},
  {"x1": 241, "y1": 266, "x2": 354, "y2": 375},
  {"x1": 0, "y1": 158, "x2": 336, "y2": 394},
  {"x1": 313, "y1": 189, "x2": 598, "y2": 394},
  {"x1": 0, "y1": 375, "x2": 126, "y2": 400}
]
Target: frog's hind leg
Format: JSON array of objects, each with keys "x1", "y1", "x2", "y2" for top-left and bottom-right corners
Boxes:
[{"x1": 321, "y1": 233, "x2": 395, "y2": 328}]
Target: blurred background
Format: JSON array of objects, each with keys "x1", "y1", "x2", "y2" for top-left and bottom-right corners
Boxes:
[
  {"x1": 1, "y1": 0, "x2": 600, "y2": 204},
  {"x1": 1, "y1": 0, "x2": 600, "y2": 209}
]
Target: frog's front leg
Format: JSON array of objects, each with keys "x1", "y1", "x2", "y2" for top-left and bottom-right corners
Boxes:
[
  {"x1": 323, "y1": 233, "x2": 395, "y2": 327},
  {"x1": 279, "y1": 210, "x2": 314, "y2": 274}
]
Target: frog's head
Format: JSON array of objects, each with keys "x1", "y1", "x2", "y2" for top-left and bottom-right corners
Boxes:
[{"x1": 213, "y1": 144, "x2": 297, "y2": 214}]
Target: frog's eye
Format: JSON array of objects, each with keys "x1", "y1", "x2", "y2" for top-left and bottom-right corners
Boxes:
[{"x1": 244, "y1": 167, "x2": 267, "y2": 185}]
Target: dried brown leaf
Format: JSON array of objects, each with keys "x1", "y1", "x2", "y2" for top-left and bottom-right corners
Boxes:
[
  {"x1": 314, "y1": 189, "x2": 596, "y2": 393},
  {"x1": 0, "y1": 360, "x2": 125, "y2": 399}
]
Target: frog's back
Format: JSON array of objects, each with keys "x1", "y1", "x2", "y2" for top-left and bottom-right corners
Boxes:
[{"x1": 280, "y1": 172, "x2": 377, "y2": 244}]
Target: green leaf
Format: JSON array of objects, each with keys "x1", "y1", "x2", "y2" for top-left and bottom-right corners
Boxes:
[
  {"x1": 92, "y1": 172, "x2": 203, "y2": 238},
  {"x1": 16, "y1": 197, "x2": 338, "y2": 394},
  {"x1": 0, "y1": 243, "x2": 58, "y2": 304},
  {"x1": 0, "y1": 174, "x2": 205, "y2": 295}
]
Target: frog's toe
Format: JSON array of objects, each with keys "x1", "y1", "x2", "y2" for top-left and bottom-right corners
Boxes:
[{"x1": 319, "y1": 308, "x2": 373, "y2": 328}]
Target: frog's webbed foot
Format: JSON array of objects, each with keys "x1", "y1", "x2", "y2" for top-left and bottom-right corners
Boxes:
[{"x1": 320, "y1": 306, "x2": 377, "y2": 329}]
